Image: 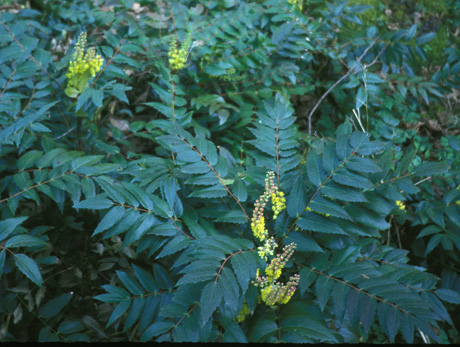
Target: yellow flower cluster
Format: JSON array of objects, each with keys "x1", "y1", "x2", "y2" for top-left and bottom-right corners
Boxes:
[
  {"x1": 251, "y1": 172, "x2": 286, "y2": 241},
  {"x1": 396, "y1": 200, "x2": 406, "y2": 210},
  {"x1": 288, "y1": 0, "x2": 303, "y2": 11},
  {"x1": 168, "y1": 33, "x2": 192, "y2": 71},
  {"x1": 271, "y1": 190, "x2": 286, "y2": 220},
  {"x1": 251, "y1": 214, "x2": 267, "y2": 241},
  {"x1": 265, "y1": 242, "x2": 296, "y2": 282},
  {"x1": 257, "y1": 237, "x2": 276, "y2": 261},
  {"x1": 253, "y1": 243, "x2": 298, "y2": 306},
  {"x1": 65, "y1": 32, "x2": 103, "y2": 98},
  {"x1": 236, "y1": 301, "x2": 251, "y2": 322},
  {"x1": 247, "y1": 172, "x2": 299, "y2": 309},
  {"x1": 209, "y1": 68, "x2": 246, "y2": 82},
  {"x1": 258, "y1": 273, "x2": 300, "y2": 306}
]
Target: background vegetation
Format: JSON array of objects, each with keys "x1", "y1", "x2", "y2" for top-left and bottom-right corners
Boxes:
[{"x1": 0, "y1": 0, "x2": 459, "y2": 343}]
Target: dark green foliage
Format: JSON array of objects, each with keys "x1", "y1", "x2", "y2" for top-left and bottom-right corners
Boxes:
[{"x1": 0, "y1": 0, "x2": 459, "y2": 343}]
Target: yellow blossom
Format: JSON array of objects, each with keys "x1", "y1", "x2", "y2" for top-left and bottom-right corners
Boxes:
[
  {"x1": 168, "y1": 33, "x2": 192, "y2": 70},
  {"x1": 236, "y1": 302, "x2": 251, "y2": 322},
  {"x1": 396, "y1": 200, "x2": 405, "y2": 210},
  {"x1": 251, "y1": 216, "x2": 267, "y2": 241},
  {"x1": 257, "y1": 237, "x2": 277, "y2": 261},
  {"x1": 277, "y1": 292, "x2": 293, "y2": 305},
  {"x1": 65, "y1": 32, "x2": 103, "y2": 98},
  {"x1": 288, "y1": 0, "x2": 302, "y2": 11},
  {"x1": 260, "y1": 286, "x2": 272, "y2": 304},
  {"x1": 271, "y1": 190, "x2": 286, "y2": 220},
  {"x1": 250, "y1": 172, "x2": 299, "y2": 307},
  {"x1": 265, "y1": 267, "x2": 282, "y2": 282}
]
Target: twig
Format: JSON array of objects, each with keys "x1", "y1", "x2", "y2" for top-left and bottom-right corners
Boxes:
[
  {"x1": 178, "y1": 136, "x2": 250, "y2": 220},
  {"x1": 14, "y1": 84, "x2": 36, "y2": 119},
  {"x1": 53, "y1": 127, "x2": 75, "y2": 140},
  {"x1": 307, "y1": 39, "x2": 380, "y2": 135},
  {"x1": 1, "y1": 21, "x2": 62, "y2": 88},
  {"x1": 0, "y1": 67, "x2": 16, "y2": 100}
]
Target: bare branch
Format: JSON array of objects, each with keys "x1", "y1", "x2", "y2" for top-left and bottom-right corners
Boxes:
[{"x1": 307, "y1": 39, "x2": 386, "y2": 135}]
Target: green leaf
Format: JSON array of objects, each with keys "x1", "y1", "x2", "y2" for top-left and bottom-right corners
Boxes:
[
  {"x1": 5, "y1": 235, "x2": 47, "y2": 248},
  {"x1": 395, "y1": 149, "x2": 416, "y2": 176},
  {"x1": 92, "y1": 206, "x2": 126, "y2": 236},
  {"x1": 72, "y1": 155, "x2": 105, "y2": 171},
  {"x1": 122, "y1": 213, "x2": 158, "y2": 247},
  {"x1": 0, "y1": 216, "x2": 28, "y2": 242},
  {"x1": 346, "y1": 156, "x2": 382, "y2": 173},
  {"x1": 219, "y1": 267, "x2": 240, "y2": 318},
  {"x1": 139, "y1": 296, "x2": 161, "y2": 333},
  {"x1": 386, "y1": 305, "x2": 401, "y2": 343},
  {"x1": 416, "y1": 32, "x2": 436, "y2": 45},
  {"x1": 285, "y1": 232, "x2": 323, "y2": 253},
  {"x1": 17, "y1": 150, "x2": 43, "y2": 170},
  {"x1": 333, "y1": 169, "x2": 374, "y2": 189},
  {"x1": 416, "y1": 225, "x2": 442, "y2": 239},
  {"x1": 231, "y1": 251, "x2": 257, "y2": 293},
  {"x1": 315, "y1": 275, "x2": 333, "y2": 311},
  {"x1": 163, "y1": 176, "x2": 183, "y2": 217},
  {"x1": 132, "y1": 264, "x2": 159, "y2": 293},
  {"x1": 200, "y1": 281, "x2": 223, "y2": 324},
  {"x1": 222, "y1": 321, "x2": 248, "y2": 343},
  {"x1": 122, "y1": 182, "x2": 154, "y2": 211},
  {"x1": 247, "y1": 319, "x2": 278, "y2": 342},
  {"x1": 157, "y1": 235, "x2": 191, "y2": 259},
  {"x1": 0, "y1": 250, "x2": 6, "y2": 279},
  {"x1": 116, "y1": 271, "x2": 145, "y2": 296},
  {"x1": 435, "y1": 288, "x2": 460, "y2": 304},
  {"x1": 309, "y1": 197, "x2": 352, "y2": 220},
  {"x1": 346, "y1": 205, "x2": 390, "y2": 230},
  {"x1": 188, "y1": 185, "x2": 227, "y2": 198},
  {"x1": 306, "y1": 151, "x2": 324, "y2": 186},
  {"x1": 74, "y1": 195, "x2": 113, "y2": 210},
  {"x1": 154, "y1": 264, "x2": 174, "y2": 290},
  {"x1": 14, "y1": 253, "x2": 43, "y2": 287},
  {"x1": 107, "y1": 300, "x2": 131, "y2": 328},
  {"x1": 177, "y1": 264, "x2": 218, "y2": 286},
  {"x1": 287, "y1": 175, "x2": 308, "y2": 217},
  {"x1": 359, "y1": 295, "x2": 376, "y2": 334},
  {"x1": 412, "y1": 162, "x2": 450, "y2": 176},
  {"x1": 215, "y1": 210, "x2": 248, "y2": 224},
  {"x1": 321, "y1": 183, "x2": 367, "y2": 202},
  {"x1": 297, "y1": 213, "x2": 346, "y2": 234},
  {"x1": 144, "y1": 102, "x2": 173, "y2": 118},
  {"x1": 124, "y1": 297, "x2": 146, "y2": 331},
  {"x1": 299, "y1": 267, "x2": 317, "y2": 295},
  {"x1": 332, "y1": 282, "x2": 350, "y2": 321},
  {"x1": 232, "y1": 178, "x2": 247, "y2": 202},
  {"x1": 38, "y1": 327, "x2": 59, "y2": 342},
  {"x1": 140, "y1": 321, "x2": 174, "y2": 342},
  {"x1": 58, "y1": 320, "x2": 85, "y2": 334},
  {"x1": 39, "y1": 293, "x2": 73, "y2": 318},
  {"x1": 92, "y1": 89, "x2": 104, "y2": 107},
  {"x1": 105, "y1": 31, "x2": 120, "y2": 47},
  {"x1": 76, "y1": 88, "x2": 94, "y2": 111}
]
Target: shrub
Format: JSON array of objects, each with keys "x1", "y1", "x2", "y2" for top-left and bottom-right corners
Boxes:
[{"x1": 0, "y1": 0, "x2": 459, "y2": 343}]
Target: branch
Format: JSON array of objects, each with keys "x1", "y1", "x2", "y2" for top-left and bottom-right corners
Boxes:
[
  {"x1": 1, "y1": 20, "x2": 62, "y2": 88},
  {"x1": 0, "y1": 67, "x2": 16, "y2": 100},
  {"x1": 285, "y1": 149, "x2": 357, "y2": 237},
  {"x1": 177, "y1": 136, "x2": 250, "y2": 221},
  {"x1": 307, "y1": 39, "x2": 383, "y2": 135}
]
